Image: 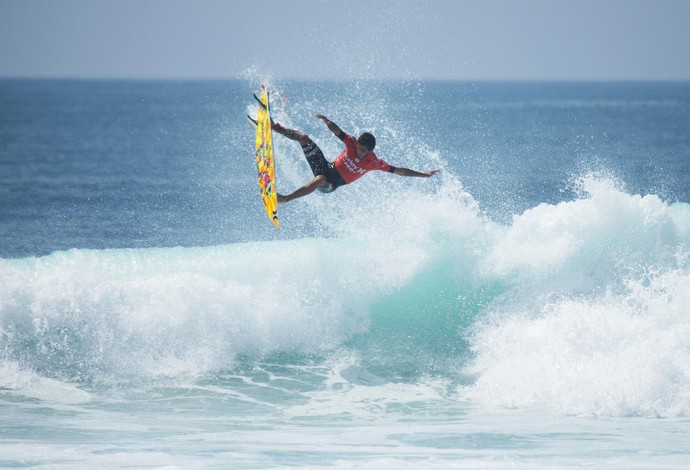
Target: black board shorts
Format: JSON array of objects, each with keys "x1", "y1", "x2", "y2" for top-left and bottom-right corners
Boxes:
[{"x1": 301, "y1": 140, "x2": 347, "y2": 193}]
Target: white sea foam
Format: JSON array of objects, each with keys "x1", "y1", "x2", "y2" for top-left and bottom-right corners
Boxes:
[{"x1": 466, "y1": 177, "x2": 690, "y2": 417}]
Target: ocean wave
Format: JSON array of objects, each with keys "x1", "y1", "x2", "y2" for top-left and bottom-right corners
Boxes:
[{"x1": 1, "y1": 175, "x2": 689, "y2": 417}]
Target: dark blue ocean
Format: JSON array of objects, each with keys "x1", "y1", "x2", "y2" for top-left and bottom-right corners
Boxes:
[{"x1": 1, "y1": 78, "x2": 690, "y2": 468}]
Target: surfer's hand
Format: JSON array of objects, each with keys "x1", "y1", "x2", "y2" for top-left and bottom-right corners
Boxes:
[
  {"x1": 394, "y1": 167, "x2": 440, "y2": 178},
  {"x1": 316, "y1": 115, "x2": 344, "y2": 137}
]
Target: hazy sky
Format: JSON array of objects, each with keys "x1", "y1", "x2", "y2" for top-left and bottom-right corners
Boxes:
[{"x1": 1, "y1": 0, "x2": 689, "y2": 80}]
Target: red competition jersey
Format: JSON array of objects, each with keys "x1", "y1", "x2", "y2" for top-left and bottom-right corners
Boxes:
[{"x1": 333, "y1": 134, "x2": 393, "y2": 184}]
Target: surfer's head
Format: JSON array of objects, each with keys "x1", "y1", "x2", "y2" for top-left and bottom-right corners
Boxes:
[{"x1": 357, "y1": 132, "x2": 376, "y2": 157}]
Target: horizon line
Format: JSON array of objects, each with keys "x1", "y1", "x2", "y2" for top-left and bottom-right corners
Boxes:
[{"x1": 2, "y1": 75, "x2": 690, "y2": 83}]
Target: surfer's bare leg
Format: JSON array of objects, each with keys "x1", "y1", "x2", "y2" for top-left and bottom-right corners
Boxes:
[
  {"x1": 277, "y1": 175, "x2": 328, "y2": 203},
  {"x1": 272, "y1": 123, "x2": 310, "y2": 146}
]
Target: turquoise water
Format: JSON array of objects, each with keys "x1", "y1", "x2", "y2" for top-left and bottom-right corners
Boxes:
[{"x1": 1, "y1": 79, "x2": 690, "y2": 468}]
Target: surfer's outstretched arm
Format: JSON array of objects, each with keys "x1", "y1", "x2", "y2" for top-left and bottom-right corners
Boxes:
[
  {"x1": 315, "y1": 114, "x2": 345, "y2": 139},
  {"x1": 277, "y1": 175, "x2": 328, "y2": 203},
  {"x1": 393, "y1": 168, "x2": 440, "y2": 178}
]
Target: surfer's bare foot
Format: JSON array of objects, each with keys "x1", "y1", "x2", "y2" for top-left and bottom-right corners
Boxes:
[{"x1": 277, "y1": 194, "x2": 288, "y2": 203}]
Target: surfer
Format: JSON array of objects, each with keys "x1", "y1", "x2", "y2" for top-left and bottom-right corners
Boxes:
[{"x1": 272, "y1": 115, "x2": 439, "y2": 203}]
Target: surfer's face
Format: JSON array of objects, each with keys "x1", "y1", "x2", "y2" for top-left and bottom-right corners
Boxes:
[{"x1": 356, "y1": 143, "x2": 372, "y2": 159}]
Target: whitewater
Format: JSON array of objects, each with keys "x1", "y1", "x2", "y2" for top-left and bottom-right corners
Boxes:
[{"x1": 1, "y1": 79, "x2": 690, "y2": 468}]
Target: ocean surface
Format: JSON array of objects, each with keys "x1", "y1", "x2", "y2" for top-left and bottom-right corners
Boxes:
[{"x1": 1, "y1": 78, "x2": 690, "y2": 468}]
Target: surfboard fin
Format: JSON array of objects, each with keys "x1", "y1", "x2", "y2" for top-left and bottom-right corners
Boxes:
[{"x1": 253, "y1": 93, "x2": 268, "y2": 111}]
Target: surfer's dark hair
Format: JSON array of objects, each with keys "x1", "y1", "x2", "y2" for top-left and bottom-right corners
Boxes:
[{"x1": 358, "y1": 132, "x2": 376, "y2": 151}]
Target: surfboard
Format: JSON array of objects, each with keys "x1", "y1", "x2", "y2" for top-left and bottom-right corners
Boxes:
[{"x1": 248, "y1": 85, "x2": 279, "y2": 227}]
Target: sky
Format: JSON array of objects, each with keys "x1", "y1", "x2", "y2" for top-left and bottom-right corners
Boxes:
[{"x1": 1, "y1": 0, "x2": 690, "y2": 81}]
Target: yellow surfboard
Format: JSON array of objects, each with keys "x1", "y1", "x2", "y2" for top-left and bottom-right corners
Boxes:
[{"x1": 249, "y1": 85, "x2": 279, "y2": 227}]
